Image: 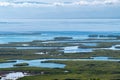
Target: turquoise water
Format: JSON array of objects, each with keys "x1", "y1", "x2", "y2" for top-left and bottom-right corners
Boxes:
[
  {"x1": 0, "y1": 59, "x2": 65, "y2": 68},
  {"x1": 0, "y1": 58, "x2": 120, "y2": 68},
  {"x1": 0, "y1": 31, "x2": 120, "y2": 44},
  {"x1": 0, "y1": 47, "x2": 61, "y2": 49},
  {"x1": 0, "y1": 33, "x2": 120, "y2": 44},
  {"x1": 0, "y1": 19, "x2": 120, "y2": 43}
]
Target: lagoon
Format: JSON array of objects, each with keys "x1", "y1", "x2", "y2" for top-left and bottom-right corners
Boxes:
[
  {"x1": 0, "y1": 45, "x2": 63, "y2": 50},
  {"x1": 0, "y1": 59, "x2": 65, "y2": 68},
  {"x1": 0, "y1": 58, "x2": 120, "y2": 69}
]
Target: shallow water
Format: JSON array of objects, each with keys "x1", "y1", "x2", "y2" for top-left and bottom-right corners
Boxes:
[
  {"x1": 0, "y1": 59, "x2": 65, "y2": 68},
  {"x1": 64, "y1": 48, "x2": 93, "y2": 53},
  {"x1": 0, "y1": 58, "x2": 120, "y2": 68},
  {"x1": 0, "y1": 19, "x2": 120, "y2": 43},
  {"x1": 100, "y1": 45, "x2": 120, "y2": 50},
  {"x1": 91, "y1": 57, "x2": 109, "y2": 60},
  {"x1": 81, "y1": 43, "x2": 97, "y2": 46},
  {"x1": 63, "y1": 46, "x2": 93, "y2": 53}
]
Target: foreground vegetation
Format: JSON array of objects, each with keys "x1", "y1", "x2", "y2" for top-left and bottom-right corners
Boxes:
[
  {"x1": 0, "y1": 38, "x2": 120, "y2": 80},
  {"x1": 17, "y1": 61, "x2": 120, "y2": 80},
  {"x1": 0, "y1": 48, "x2": 120, "y2": 60}
]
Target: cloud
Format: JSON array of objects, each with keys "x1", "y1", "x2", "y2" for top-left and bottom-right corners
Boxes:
[
  {"x1": 0, "y1": 0, "x2": 120, "y2": 7},
  {"x1": 73, "y1": 0, "x2": 120, "y2": 5},
  {"x1": 0, "y1": 2, "x2": 10, "y2": 6}
]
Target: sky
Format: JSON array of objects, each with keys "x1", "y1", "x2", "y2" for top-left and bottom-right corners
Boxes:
[
  {"x1": 0, "y1": 0, "x2": 120, "y2": 31},
  {"x1": 0, "y1": 0, "x2": 120, "y2": 19}
]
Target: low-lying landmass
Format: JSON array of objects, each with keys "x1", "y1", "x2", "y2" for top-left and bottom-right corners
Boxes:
[
  {"x1": 17, "y1": 61, "x2": 120, "y2": 80},
  {"x1": 0, "y1": 34, "x2": 120, "y2": 80}
]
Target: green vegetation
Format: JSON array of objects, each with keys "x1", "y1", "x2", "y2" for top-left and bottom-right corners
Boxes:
[
  {"x1": 0, "y1": 48, "x2": 120, "y2": 61},
  {"x1": 0, "y1": 59, "x2": 16, "y2": 63},
  {"x1": 13, "y1": 63, "x2": 29, "y2": 67},
  {"x1": 88, "y1": 34, "x2": 120, "y2": 39},
  {"x1": 0, "y1": 38, "x2": 120, "y2": 80},
  {"x1": 17, "y1": 61, "x2": 120, "y2": 80},
  {"x1": 88, "y1": 34, "x2": 98, "y2": 37},
  {"x1": 79, "y1": 42, "x2": 119, "y2": 48},
  {"x1": 54, "y1": 37, "x2": 73, "y2": 40},
  {"x1": 115, "y1": 46, "x2": 120, "y2": 48}
]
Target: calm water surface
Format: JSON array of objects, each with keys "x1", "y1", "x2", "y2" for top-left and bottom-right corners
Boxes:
[
  {"x1": 0, "y1": 19, "x2": 120, "y2": 43},
  {"x1": 0, "y1": 58, "x2": 120, "y2": 68}
]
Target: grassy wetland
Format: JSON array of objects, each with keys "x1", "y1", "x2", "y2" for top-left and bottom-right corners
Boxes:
[
  {"x1": 18, "y1": 61, "x2": 120, "y2": 80},
  {"x1": 0, "y1": 33, "x2": 120, "y2": 80}
]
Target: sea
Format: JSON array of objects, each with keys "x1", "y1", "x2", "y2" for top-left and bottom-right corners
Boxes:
[{"x1": 0, "y1": 19, "x2": 120, "y2": 43}]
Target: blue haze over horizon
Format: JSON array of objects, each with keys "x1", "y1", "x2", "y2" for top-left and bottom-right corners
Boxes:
[{"x1": 0, "y1": 0, "x2": 120, "y2": 31}]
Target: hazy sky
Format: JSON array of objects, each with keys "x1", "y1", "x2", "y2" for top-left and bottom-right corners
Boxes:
[
  {"x1": 0, "y1": 0, "x2": 120, "y2": 31},
  {"x1": 0, "y1": 0, "x2": 120, "y2": 19}
]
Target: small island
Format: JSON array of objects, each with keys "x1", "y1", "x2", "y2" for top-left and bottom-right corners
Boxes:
[
  {"x1": 14, "y1": 63, "x2": 29, "y2": 67},
  {"x1": 54, "y1": 37, "x2": 73, "y2": 40},
  {"x1": 0, "y1": 60, "x2": 16, "y2": 63}
]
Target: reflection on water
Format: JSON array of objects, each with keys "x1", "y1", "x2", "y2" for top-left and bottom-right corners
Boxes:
[
  {"x1": 64, "y1": 48, "x2": 93, "y2": 53},
  {"x1": 64, "y1": 46, "x2": 93, "y2": 53}
]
